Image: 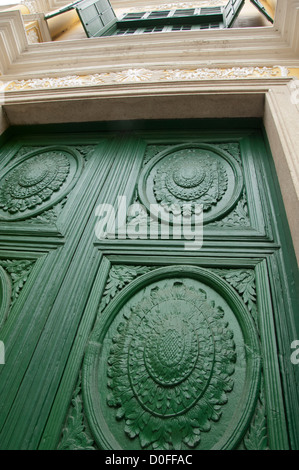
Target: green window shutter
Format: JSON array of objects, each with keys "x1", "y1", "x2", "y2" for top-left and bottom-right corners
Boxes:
[
  {"x1": 224, "y1": 0, "x2": 245, "y2": 27},
  {"x1": 102, "y1": 2, "x2": 246, "y2": 37},
  {"x1": 76, "y1": 0, "x2": 117, "y2": 37},
  {"x1": 172, "y1": 8, "x2": 196, "y2": 17},
  {"x1": 250, "y1": 0, "x2": 274, "y2": 23},
  {"x1": 199, "y1": 6, "x2": 223, "y2": 17},
  {"x1": 118, "y1": 8, "x2": 224, "y2": 30},
  {"x1": 147, "y1": 10, "x2": 171, "y2": 19},
  {"x1": 121, "y1": 12, "x2": 146, "y2": 20}
]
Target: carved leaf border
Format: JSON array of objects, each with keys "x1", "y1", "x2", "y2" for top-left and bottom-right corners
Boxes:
[
  {"x1": 0, "y1": 259, "x2": 36, "y2": 309},
  {"x1": 58, "y1": 375, "x2": 96, "y2": 451},
  {"x1": 99, "y1": 265, "x2": 155, "y2": 312},
  {"x1": 100, "y1": 265, "x2": 258, "y2": 325},
  {"x1": 243, "y1": 381, "x2": 269, "y2": 450},
  {"x1": 210, "y1": 268, "x2": 258, "y2": 326}
]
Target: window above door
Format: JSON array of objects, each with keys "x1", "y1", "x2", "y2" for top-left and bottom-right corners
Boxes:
[
  {"x1": 75, "y1": 0, "x2": 246, "y2": 37},
  {"x1": 43, "y1": 0, "x2": 275, "y2": 40}
]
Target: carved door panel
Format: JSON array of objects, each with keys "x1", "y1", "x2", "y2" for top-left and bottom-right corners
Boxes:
[{"x1": 0, "y1": 124, "x2": 298, "y2": 450}]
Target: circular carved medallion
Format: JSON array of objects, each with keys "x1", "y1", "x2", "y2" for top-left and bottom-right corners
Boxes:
[
  {"x1": 138, "y1": 144, "x2": 243, "y2": 224},
  {"x1": 83, "y1": 266, "x2": 260, "y2": 450},
  {"x1": 0, "y1": 147, "x2": 83, "y2": 221}
]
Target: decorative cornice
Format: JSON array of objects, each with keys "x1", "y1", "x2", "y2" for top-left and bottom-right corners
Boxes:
[
  {"x1": 0, "y1": 1, "x2": 299, "y2": 80},
  {"x1": 21, "y1": 0, "x2": 72, "y2": 14},
  {"x1": 20, "y1": 0, "x2": 226, "y2": 14},
  {"x1": 0, "y1": 10, "x2": 28, "y2": 76},
  {"x1": 1, "y1": 66, "x2": 292, "y2": 91},
  {"x1": 120, "y1": 1, "x2": 227, "y2": 13},
  {"x1": 111, "y1": 0, "x2": 227, "y2": 9},
  {"x1": 24, "y1": 13, "x2": 52, "y2": 43}
]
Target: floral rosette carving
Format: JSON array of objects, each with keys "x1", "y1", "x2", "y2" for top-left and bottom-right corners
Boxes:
[
  {"x1": 0, "y1": 151, "x2": 70, "y2": 214},
  {"x1": 153, "y1": 149, "x2": 228, "y2": 214},
  {"x1": 106, "y1": 281, "x2": 236, "y2": 450}
]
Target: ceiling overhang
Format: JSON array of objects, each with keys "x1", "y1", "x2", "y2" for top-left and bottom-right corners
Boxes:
[{"x1": 0, "y1": 0, "x2": 298, "y2": 81}]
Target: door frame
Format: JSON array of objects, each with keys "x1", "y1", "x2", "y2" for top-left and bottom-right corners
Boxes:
[{"x1": 0, "y1": 86, "x2": 299, "y2": 449}]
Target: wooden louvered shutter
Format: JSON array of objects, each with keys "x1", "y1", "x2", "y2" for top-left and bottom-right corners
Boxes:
[
  {"x1": 250, "y1": 0, "x2": 274, "y2": 23},
  {"x1": 224, "y1": 0, "x2": 245, "y2": 27},
  {"x1": 76, "y1": 0, "x2": 117, "y2": 37}
]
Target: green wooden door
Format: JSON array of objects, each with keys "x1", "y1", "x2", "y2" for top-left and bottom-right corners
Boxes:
[{"x1": 0, "y1": 121, "x2": 298, "y2": 450}]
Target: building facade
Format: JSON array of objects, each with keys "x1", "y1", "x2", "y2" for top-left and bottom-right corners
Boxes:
[{"x1": 0, "y1": 0, "x2": 298, "y2": 451}]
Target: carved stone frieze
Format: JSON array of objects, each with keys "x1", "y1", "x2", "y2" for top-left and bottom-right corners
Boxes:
[{"x1": 3, "y1": 67, "x2": 290, "y2": 91}]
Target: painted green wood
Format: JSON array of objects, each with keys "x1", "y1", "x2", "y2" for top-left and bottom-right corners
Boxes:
[
  {"x1": 224, "y1": 0, "x2": 245, "y2": 27},
  {"x1": 44, "y1": 0, "x2": 84, "y2": 19},
  {"x1": 118, "y1": 8, "x2": 223, "y2": 28},
  {"x1": 116, "y1": 2, "x2": 244, "y2": 29},
  {"x1": 83, "y1": 265, "x2": 261, "y2": 450},
  {"x1": 250, "y1": 0, "x2": 274, "y2": 23},
  {"x1": 90, "y1": 1, "x2": 245, "y2": 36},
  {"x1": 0, "y1": 122, "x2": 297, "y2": 450},
  {"x1": 76, "y1": 0, "x2": 117, "y2": 38}
]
